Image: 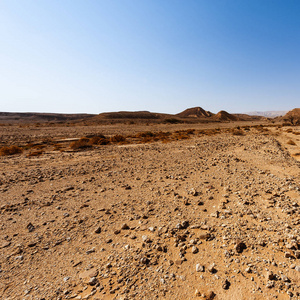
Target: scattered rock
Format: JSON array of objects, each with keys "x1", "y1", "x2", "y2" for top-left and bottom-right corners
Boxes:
[
  {"x1": 222, "y1": 279, "x2": 230, "y2": 290},
  {"x1": 235, "y1": 241, "x2": 247, "y2": 253},
  {"x1": 191, "y1": 246, "x2": 199, "y2": 254},
  {"x1": 208, "y1": 263, "x2": 217, "y2": 273},
  {"x1": 94, "y1": 226, "x2": 101, "y2": 234},
  {"x1": 196, "y1": 264, "x2": 205, "y2": 272},
  {"x1": 121, "y1": 223, "x2": 130, "y2": 230},
  {"x1": 27, "y1": 223, "x2": 35, "y2": 232}
]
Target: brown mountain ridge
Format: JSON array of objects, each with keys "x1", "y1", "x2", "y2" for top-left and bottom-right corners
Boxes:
[{"x1": 1, "y1": 107, "x2": 298, "y2": 125}]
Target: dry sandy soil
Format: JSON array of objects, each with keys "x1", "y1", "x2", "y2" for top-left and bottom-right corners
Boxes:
[{"x1": 0, "y1": 123, "x2": 300, "y2": 300}]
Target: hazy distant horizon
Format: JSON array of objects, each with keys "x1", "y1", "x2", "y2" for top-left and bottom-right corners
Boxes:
[
  {"x1": 0, "y1": 108, "x2": 294, "y2": 117},
  {"x1": 1, "y1": 1, "x2": 300, "y2": 114}
]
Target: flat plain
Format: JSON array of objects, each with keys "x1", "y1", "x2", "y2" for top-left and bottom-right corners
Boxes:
[{"x1": 0, "y1": 121, "x2": 300, "y2": 300}]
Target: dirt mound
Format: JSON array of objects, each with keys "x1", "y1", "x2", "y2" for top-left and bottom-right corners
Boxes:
[
  {"x1": 176, "y1": 107, "x2": 213, "y2": 118},
  {"x1": 283, "y1": 108, "x2": 300, "y2": 125},
  {"x1": 213, "y1": 110, "x2": 238, "y2": 121}
]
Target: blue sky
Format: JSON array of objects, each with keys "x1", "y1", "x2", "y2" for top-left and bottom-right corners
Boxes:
[{"x1": 0, "y1": 0, "x2": 299, "y2": 114}]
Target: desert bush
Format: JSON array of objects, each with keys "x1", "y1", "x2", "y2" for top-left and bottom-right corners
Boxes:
[
  {"x1": 0, "y1": 145, "x2": 23, "y2": 156},
  {"x1": 294, "y1": 152, "x2": 300, "y2": 156},
  {"x1": 232, "y1": 129, "x2": 244, "y2": 136},
  {"x1": 186, "y1": 129, "x2": 195, "y2": 134},
  {"x1": 110, "y1": 135, "x2": 126, "y2": 143},
  {"x1": 174, "y1": 133, "x2": 189, "y2": 140},
  {"x1": 70, "y1": 137, "x2": 91, "y2": 150},
  {"x1": 148, "y1": 131, "x2": 170, "y2": 142},
  {"x1": 135, "y1": 131, "x2": 155, "y2": 138},
  {"x1": 287, "y1": 139, "x2": 296, "y2": 145},
  {"x1": 89, "y1": 135, "x2": 109, "y2": 145},
  {"x1": 198, "y1": 130, "x2": 206, "y2": 135}
]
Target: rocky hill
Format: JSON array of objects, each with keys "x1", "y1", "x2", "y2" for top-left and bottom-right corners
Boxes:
[
  {"x1": 213, "y1": 110, "x2": 238, "y2": 121},
  {"x1": 282, "y1": 108, "x2": 300, "y2": 125},
  {"x1": 176, "y1": 107, "x2": 213, "y2": 118}
]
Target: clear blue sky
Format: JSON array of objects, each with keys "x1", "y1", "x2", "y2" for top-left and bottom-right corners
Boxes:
[{"x1": 0, "y1": 0, "x2": 299, "y2": 114}]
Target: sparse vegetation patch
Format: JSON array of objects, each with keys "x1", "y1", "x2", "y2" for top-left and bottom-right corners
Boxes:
[{"x1": 0, "y1": 145, "x2": 23, "y2": 156}]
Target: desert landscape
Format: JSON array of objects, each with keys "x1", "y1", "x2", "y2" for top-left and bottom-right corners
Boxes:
[{"x1": 0, "y1": 108, "x2": 299, "y2": 299}]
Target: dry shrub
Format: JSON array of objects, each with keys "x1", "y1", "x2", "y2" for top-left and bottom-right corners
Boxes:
[
  {"x1": 135, "y1": 131, "x2": 154, "y2": 138},
  {"x1": 198, "y1": 130, "x2": 206, "y2": 135},
  {"x1": 89, "y1": 135, "x2": 109, "y2": 145},
  {"x1": 174, "y1": 130, "x2": 191, "y2": 140},
  {"x1": 287, "y1": 139, "x2": 296, "y2": 145},
  {"x1": 186, "y1": 129, "x2": 195, "y2": 134},
  {"x1": 153, "y1": 131, "x2": 171, "y2": 142},
  {"x1": 207, "y1": 129, "x2": 220, "y2": 136},
  {"x1": 0, "y1": 145, "x2": 23, "y2": 156},
  {"x1": 286, "y1": 128, "x2": 293, "y2": 133},
  {"x1": 70, "y1": 137, "x2": 91, "y2": 149},
  {"x1": 292, "y1": 131, "x2": 300, "y2": 135},
  {"x1": 174, "y1": 133, "x2": 189, "y2": 140},
  {"x1": 27, "y1": 150, "x2": 44, "y2": 157},
  {"x1": 110, "y1": 134, "x2": 126, "y2": 143},
  {"x1": 232, "y1": 129, "x2": 244, "y2": 136},
  {"x1": 294, "y1": 152, "x2": 300, "y2": 156}
]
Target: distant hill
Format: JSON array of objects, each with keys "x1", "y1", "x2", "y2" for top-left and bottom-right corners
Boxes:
[
  {"x1": 85, "y1": 110, "x2": 176, "y2": 124},
  {"x1": 213, "y1": 110, "x2": 238, "y2": 121},
  {"x1": 176, "y1": 107, "x2": 213, "y2": 118},
  {"x1": 98, "y1": 111, "x2": 163, "y2": 119},
  {"x1": 0, "y1": 112, "x2": 95, "y2": 124},
  {"x1": 282, "y1": 108, "x2": 300, "y2": 125},
  {"x1": 246, "y1": 111, "x2": 287, "y2": 118},
  {"x1": 0, "y1": 107, "x2": 270, "y2": 125}
]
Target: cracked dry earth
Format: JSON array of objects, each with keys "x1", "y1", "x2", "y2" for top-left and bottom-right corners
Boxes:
[{"x1": 1, "y1": 128, "x2": 300, "y2": 300}]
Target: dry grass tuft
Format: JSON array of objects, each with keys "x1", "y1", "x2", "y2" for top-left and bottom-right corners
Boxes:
[
  {"x1": 232, "y1": 129, "x2": 244, "y2": 136},
  {"x1": 0, "y1": 145, "x2": 23, "y2": 156},
  {"x1": 89, "y1": 135, "x2": 109, "y2": 145},
  {"x1": 110, "y1": 135, "x2": 127, "y2": 143},
  {"x1": 70, "y1": 137, "x2": 91, "y2": 150}
]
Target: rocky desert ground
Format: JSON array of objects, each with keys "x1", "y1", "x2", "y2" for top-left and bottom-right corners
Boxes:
[{"x1": 0, "y1": 122, "x2": 300, "y2": 300}]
